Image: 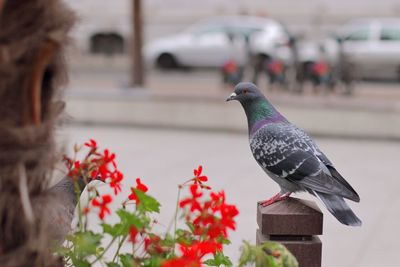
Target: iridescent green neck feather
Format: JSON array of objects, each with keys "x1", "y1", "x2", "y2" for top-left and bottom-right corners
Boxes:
[{"x1": 243, "y1": 99, "x2": 277, "y2": 129}]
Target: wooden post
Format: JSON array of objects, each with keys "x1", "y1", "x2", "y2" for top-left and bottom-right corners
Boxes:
[
  {"x1": 131, "y1": 0, "x2": 144, "y2": 87},
  {"x1": 257, "y1": 197, "x2": 323, "y2": 267}
]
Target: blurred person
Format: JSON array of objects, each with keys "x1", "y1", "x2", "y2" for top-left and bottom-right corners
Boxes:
[
  {"x1": 222, "y1": 59, "x2": 243, "y2": 89},
  {"x1": 264, "y1": 57, "x2": 286, "y2": 90},
  {"x1": 221, "y1": 32, "x2": 244, "y2": 89},
  {"x1": 284, "y1": 35, "x2": 303, "y2": 93},
  {"x1": 309, "y1": 60, "x2": 332, "y2": 93},
  {"x1": 331, "y1": 37, "x2": 356, "y2": 95},
  {"x1": 305, "y1": 42, "x2": 335, "y2": 94}
]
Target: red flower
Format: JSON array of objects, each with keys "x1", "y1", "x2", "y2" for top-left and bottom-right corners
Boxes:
[
  {"x1": 84, "y1": 139, "x2": 97, "y2": 149},
  {"x1": 136, "y1": 178, "x2": 148, "y2": 192},
  {"x1": 144, "y1": 235, "x2": 165, "y2": 255},
  {"x1": 82, "y1": 206, "x2": 90, "y2": 215},
  {"x1": 128, "y1": 178, "x2": 148, "y2": 204},
  {"x1": 179, "y1": 184, "x2": 203, "y2": 212},
  {"x1": 220, "y1": 203, "x2": 239, "y2": 231},
  {"x1": 181, "y1": 185, "x2": 239, "y2": 241},
  {"x1": 193, "y1": 165, "x2": 209, "y2": 188},
  {"x1": 90, "y1": 169, "x2": 99, "y2": 179},
  {"x1": 97, "y1": 163, "x2": 109, "y2": 181},
  {"x1": 109, "y1": 170, "x2": 124, "y2": 195},
  {"x1": 161, "y1": 257, "x2": 201, "y2": 267},
  {"x1": 129, "y1": 226, "x2": 138, "y2": 243},
  {"x1": 197, "y1": 240, "x2": 222, "y2": 255},
  {"x1": 91, "y1": 194, "x2": 112, "y2": 220},
  {"x1": 179, "y1": 240, "x2": 222, "y2": 259},
  {"x1": 90, "y1": 149, "x2": 118, "y2": 181},
  {"x1": 103, "y1": 149, "x2": 116, "y2": 168}
]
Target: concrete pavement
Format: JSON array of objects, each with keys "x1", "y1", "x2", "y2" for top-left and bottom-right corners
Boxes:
[
  {"x1": 65, "y1": 65, "x2": 400, "y2": 140},
  {"x1": 65, "y1": 79, "x2": 400, "y2": 141},
  {"x1": 60, "y1": 125, "x2": 400, "y2": 267}
]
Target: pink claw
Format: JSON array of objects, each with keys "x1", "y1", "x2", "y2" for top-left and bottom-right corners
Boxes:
[{"x1": 259, "y1": 192, "x2": 291, "y2": 207}]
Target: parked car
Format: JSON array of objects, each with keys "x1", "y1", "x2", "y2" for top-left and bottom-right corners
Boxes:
[
  {"x1": 144, "y1": 16, "x2": 292, "y2": 69},
  {"x1": 335, "y1": 18, "x2": 400, "y2": 80}
]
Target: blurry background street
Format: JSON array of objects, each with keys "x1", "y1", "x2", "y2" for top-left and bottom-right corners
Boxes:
[{"x1": 59, "y1": 0, "x2": 400, "y2": 266}]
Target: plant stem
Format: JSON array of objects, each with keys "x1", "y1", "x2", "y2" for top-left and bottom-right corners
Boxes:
[
  {"x1": 90, "y1": 236, "x2": 118, "y2": 265},
  {"x1": 74, "y1": 181, "x2": 83, "y2": 232},
  {"x1": 112, "y1": 235, "x2": 127, "y2": 262},
  {"x1": 172, "y1": 186, "x2": 182, "y2": 253}
]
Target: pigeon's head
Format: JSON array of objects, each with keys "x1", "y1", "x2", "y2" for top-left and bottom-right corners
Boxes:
[{"x1": 226, "y1": 82, "x2": 264, "y2": 104}]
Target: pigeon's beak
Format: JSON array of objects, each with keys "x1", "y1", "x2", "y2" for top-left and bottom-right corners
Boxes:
[{"x1": 226, "y1": 92, "x2": 237, "y2": 102}]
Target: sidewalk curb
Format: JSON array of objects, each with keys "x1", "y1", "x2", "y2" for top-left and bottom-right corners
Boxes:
[{"x1": 65, "y1": 90, "x2": 400, "y2": 141}]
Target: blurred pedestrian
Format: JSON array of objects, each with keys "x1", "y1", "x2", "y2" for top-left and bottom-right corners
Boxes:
[
  {"x1": 222, "y1": 59, "x2": 243, "y2": 89},
  {"x1": 221, "y1": 32, "x2": 244, "y2": 89},
  {"x1": 309, "y1": 60, "x2": 331, "y2": 93},
  {"x1": 265, "y1": 58, "x2": 286, "y2": 90},
  {"x1": 334, "y1": 37, "x2": 356, "y2": 95}
]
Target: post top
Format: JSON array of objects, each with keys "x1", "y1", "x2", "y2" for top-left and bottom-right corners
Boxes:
[{"x1": 257, "y1": 197, "x2": 323, "y2": 236}]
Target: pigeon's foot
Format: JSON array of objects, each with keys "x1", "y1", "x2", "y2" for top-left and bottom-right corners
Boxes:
[{"x1": 259, "y1": 192, "x2": 291, "y2": 207}]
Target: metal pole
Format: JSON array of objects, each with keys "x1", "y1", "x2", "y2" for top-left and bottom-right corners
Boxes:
[{"x1": 131, "y1": 0, "x2": 144, "y2": 87}]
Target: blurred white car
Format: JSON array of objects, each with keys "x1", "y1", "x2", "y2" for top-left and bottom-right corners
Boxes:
[
  {"x1": 336, "y1": 18, "x2": 400, "y2": 80},
  {"x1": 144, "y1": 16, "x2": 292, "y2": 69}
]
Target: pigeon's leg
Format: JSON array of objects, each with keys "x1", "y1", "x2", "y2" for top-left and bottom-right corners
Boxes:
[{"x1": 259, "y1": 192, "x2": 291, "y2": 207}]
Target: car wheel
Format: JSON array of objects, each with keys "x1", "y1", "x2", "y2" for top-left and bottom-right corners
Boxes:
[{"x1": 157, "y1": 53, "x2": 178, "y2": 69}]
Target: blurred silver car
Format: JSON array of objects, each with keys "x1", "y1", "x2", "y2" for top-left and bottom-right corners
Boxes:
[
  {"x1": 144, "y1": 16, "x2": 291, "y2": 69},
  {"x1": 337, "y1": 18, "x2": 400, "y2": 80}
]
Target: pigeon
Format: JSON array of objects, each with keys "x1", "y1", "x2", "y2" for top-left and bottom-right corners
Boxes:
[
  {"x1": 33, "y1": 176, "x2": 90, "y2": 244},
  {"x1": 226, "y1": 82, "x2": 361, "y2": 226}
]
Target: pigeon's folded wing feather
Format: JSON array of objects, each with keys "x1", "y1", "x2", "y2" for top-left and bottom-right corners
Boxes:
[
  {"x1": 251, "y1": 125, "x2": 359, "y2": 201},
  {"x1": 251, "y1": 125, "x2": 321, "y2": 180},
  {"x1": 294, "y1": 128, "x2": 360, "y2": 202}
]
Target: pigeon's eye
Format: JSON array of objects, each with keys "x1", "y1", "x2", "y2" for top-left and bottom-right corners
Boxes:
[{"x1": 243, "y1": 89, "x2": 248, "y2": 94}]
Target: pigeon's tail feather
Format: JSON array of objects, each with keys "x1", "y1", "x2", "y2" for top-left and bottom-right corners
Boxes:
[
  {"x1": 314, "y1": 191, "x2": 362, "y2": 226},
  {"x1": 327, "y1": 166, "x2": 360, "y2": 202}
]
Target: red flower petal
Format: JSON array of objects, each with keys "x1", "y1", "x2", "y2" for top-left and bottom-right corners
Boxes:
[
  {"x1": 129, "y1": 226, "x2": 138, "y2": 243},
  {"x1": 84, "y1": 139, "x2": 97, "y2": 148},
  {"x1": 91, "y1": 194, "x2": 113, "y2": 220},
  {"x1": 136, "y1": 178, "x2": 148, "y2": 192}
]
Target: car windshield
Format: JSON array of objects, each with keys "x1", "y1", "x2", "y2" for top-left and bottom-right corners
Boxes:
[
  {"x1": 184, "y1": 18, "x2": 267, "y2": 38},
  {"x1": 380, "y1": 26, "x2": 400, "y2": 41},
  {"x1": 343, "y1": 28, "x2": 370, "y2": 41}
]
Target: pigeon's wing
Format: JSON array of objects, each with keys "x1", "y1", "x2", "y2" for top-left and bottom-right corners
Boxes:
[
  {"x1": 251, "y1": 124, "x2": 358, "y2": 200},
  {"x1": 251, "y1": 124, "x2": 323, "y2": 181},
  {"x1": 292, "y1": 127, "x2": 360, "y2": 202}
]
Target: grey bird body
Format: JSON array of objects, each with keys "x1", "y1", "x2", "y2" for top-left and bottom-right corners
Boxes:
[
  {"x1": 227, "y1": 82, "x2": 361, "y2": 226},
  {"x1": 33, "y1": 176, "x2": 88, "y2": 244}
]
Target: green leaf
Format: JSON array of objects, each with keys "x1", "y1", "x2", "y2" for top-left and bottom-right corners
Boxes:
[
  {"x1": 142, "y1": 257, "x2": 163, "y2": 267},
  {"x1": 216, "y1": 235, "x2": 231, "y2": 245},
  {"x1": 117, "y1": 209, "x2": 143, "y2": 227},
  {"x1": 54, "y1": 245, "x2": 71, "y2": 257},
  {"x1": 71, "y1": 258, "x2": 91, "y2": 267},
  {"x1": 71, "y1": 231, "x2": 102, "y2": 258},
  {"x1": 186, "y1": 221, "x2": 195, "y2": 232},
  {"x1": 175, "y1": 229, "x2": 193, "y2": 245},
  {"x1": 102, "y1": 223, "x2": 125, "y2": 237},
  {"x1": 204, "y1": 259, "x2": 217, "y2": 266},
  {"x1": 162, "y1": 232, "x2": 176, "y2": 247},
  {"x1": 204, "y1": 252, "x2": 233, "y2": 266},
  {"x1": 120, "y1": 254, "x2": 134, "y2": 267},
  {"x1": 113, "y1": 209, "x2": 145, "y2": 237},
  {"x1": 96, "y1": 246, "x2": 105, "y2": 257},
  {"x1": 134, "y1": 189, "x2": 161, "y2": 213},
  {"x1": 239, "y1": 240, "x2": 298, "y2": 267},
  {"x1": 106, "y1": 263, "x2": 121, "y2": 267}
]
